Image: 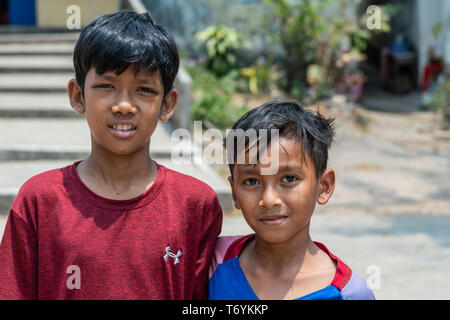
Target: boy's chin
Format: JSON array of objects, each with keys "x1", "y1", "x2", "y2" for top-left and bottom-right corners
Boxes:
[
  {"x1": 254, "y1": 228, "x2": 293, "y2": 244},
  {"x1": 92, "y1": 141, "x2": 149, "y2": 158}
]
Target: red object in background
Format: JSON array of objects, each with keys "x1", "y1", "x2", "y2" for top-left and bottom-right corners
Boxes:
[
  {"x1": 0, "y1": 0, "x2": 9, "y2": 25},
  {"x1": 0, "y1": 11, "x2": 8, "y2": 24},
  {"x1": 422, "y1": 63, "x2": 444, "y2": 91}
]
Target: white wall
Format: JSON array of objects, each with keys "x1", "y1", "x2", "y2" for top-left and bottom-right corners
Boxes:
[
  {"x1": 443, "y1": 0, "x2": 450, "y2": 66},
  {"x1": 416, "y1": 0, "x2": 446, "y2": 85}
]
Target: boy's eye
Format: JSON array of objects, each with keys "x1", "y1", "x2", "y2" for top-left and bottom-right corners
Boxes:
[
  {"x1": 281, "y1": 175, "x2": 298, "y2": 183},
  {"x1": 94, "y1": 84, "x2": 113, "y2": 89},
  {"x1": 243, "y1": 178, "x2": 260, "y2": 186},
  {"x1": 138, "y1": 87, "x2": 157, "y2": 95}
]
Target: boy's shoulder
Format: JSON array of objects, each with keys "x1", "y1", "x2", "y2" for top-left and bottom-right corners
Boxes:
[
  {"x1": 340, "y1": 270, "x2": 376, "y2": 300},
  {"x1": 314, "y1": 242, "x2": 375, "y2": 300},
  {"x1": 10, "y1": 163, "x2": 71, "y2": 225},
  {"x1": 15, "y1": 163, "x2": 69, "y2": 198},
  {"x1": 209, "y1": 234, "x2": 253, "y2": 278}
]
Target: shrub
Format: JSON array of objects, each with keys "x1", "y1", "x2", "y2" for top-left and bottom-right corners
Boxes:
[
  {"x1": 430, "y1": 71, "x2": 450, "y2": 129},
  {"x1": 195, "y1": 25, "x2": 250, "y2": 77},
  {"x1": 186, "y1": 65, "x2": 248, "y2": 130}
]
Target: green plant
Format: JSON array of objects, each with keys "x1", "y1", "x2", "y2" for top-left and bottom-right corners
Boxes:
[
  {"x1": 240, "y1": 57, "x2": 281, "y2": 94},
  {"x1": 195, "y1": 25, "x2": 250, "y2": 77},
  {"x1": 186, "y1": 65, "x2": 248, "y2": 130},
  {"x1": 265, "y1": 0, "x2": 401, "y2": 96},
  {"x1": 430, "y1": 71, "x2": 450, "y2": 129},
  {"x1": 265, "y1": 0, "x2": 330, "y2": 92},
  {"x1": 321, "y1": 2, "x2": 401, "y2": 81}
]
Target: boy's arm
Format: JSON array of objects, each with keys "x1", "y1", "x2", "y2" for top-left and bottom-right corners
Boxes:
[
  {"x1": 0, "y1": 210, "x2": 38, "y2": 300},
  {"x1": 192, "y1": 197, "x2": 223, "y2": 300}
]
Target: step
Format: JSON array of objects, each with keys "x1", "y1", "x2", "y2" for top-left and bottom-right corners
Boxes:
[
  {"x1": 0, "y1": 73, "x2": 74, "y2": 92},
  {"x1": 0, "y1": 158, "x2": 232, "y2": 214},
  {"x1": 0, "y1": 43, "x2": 74, "y2": 55},
  {"x1": 0, "y1": 118, "x2": 176, "y2": 160},
  {"x1": 156, "y1": 158, "x2": 232, "y2": 211},
  {"x1": 0, "y1": 93, "x2": 75, "y2": 117},
  {"x1": 0, "y1": 160, "x2": 74, "y2": 213},
  {"x1": 0, "y1": 32, "x2": 79, "y2": 44},
  {"x1": 0, "y1": 55, "x2": 74, "y2": 72}
]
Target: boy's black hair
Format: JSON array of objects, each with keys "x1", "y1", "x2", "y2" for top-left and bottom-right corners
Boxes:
[
  {"x1": 225, "y1": 100, "x2": 335, "y2": 179},
  {"x1": 74, "y1": 10, "x2": 179, "y2": 97}
]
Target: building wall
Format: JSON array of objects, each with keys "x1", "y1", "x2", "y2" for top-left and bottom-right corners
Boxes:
[
  {"x1": 36, "y1": 0, "x2": 120, "y2": 27},
  {"x1": 416, "y1": 0, "x2": 446, "y2": 84},
  {"x1": 443, "y1": 0, "x2": 450, "y2": 66}
]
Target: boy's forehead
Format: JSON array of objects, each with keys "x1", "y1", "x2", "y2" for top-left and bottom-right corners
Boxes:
[
  {"x1": 235, "y1": 137, "x2": 306, "y2": 162},
  {"x1": 233, "y1": 137, "x2": 312, "y2": 176},
  {"x1": 234, "y1": 163, "x2": 305, "y2": 175}
]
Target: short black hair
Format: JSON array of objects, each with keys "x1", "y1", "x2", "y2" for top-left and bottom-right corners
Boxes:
[
  {"x1": 73, "y1": 10, "x2": 179, "y2": 97},
  {"x1": 225, "y1": 100, "x2": 335, "y2": 179}
]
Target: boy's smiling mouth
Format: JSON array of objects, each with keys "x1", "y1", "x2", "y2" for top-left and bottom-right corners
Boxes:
[
  {"x1": 108, "y1": 123, "x2": 137, "y2": 138},
  {"x1": 259, "y1": 214, "x2": 288, "y2": 226}
]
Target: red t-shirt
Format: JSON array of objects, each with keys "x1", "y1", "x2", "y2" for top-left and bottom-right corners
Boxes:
[{"x1": 0, "y1": 161, "x2": 222, "y2": 300}]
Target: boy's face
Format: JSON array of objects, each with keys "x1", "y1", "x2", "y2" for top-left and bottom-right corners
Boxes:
[
  {"x1": 68, "y1": 65, "x2": 177, "y2": 156},
  {"x1": 229, "y1": 137, "x2": 335, "y2": 244}
]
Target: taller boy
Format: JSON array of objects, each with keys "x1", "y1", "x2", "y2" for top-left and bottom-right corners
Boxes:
[{"x1": 0, "y1": 11, "x2": 222, "y2": 299}]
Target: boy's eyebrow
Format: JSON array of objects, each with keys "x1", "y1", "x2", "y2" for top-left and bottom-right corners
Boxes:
[
  {"x1": 135, "y1": 77, "x2": 156, "y2": 84},
  {"x1": 236, "y1": 165, "x2": 303, "y2": 175},
  {"x1": 236, "y1": 165, "x2": 258, "y2": 175},
  {"x1": 94, "y1": 73, "x2": 116, "y2": 80},
  {"x1": 94, "y1": 73, "x2": 157, "y2": 84},
  {"x1": 278, "y1": 165, "x2": 304, "y2": 172}
]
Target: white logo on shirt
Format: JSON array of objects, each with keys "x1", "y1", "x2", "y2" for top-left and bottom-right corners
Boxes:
[{"x1": 164, "y1": 246, "x2": 182, "y2": 265}]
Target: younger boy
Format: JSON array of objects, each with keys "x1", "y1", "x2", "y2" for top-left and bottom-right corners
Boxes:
[
  {"x1": 0, "y1": 11, "x2": 222, "y2": 299},
  {"x1": 209, "y1": 101, "x2": 374, "y2": 300}
]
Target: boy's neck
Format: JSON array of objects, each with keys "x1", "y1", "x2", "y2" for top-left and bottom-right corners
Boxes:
[
  {"x1": 246, "y1": 227, "x2": 316, "y2": 274},
  {"x1": 77, "y1": 147, "x2": 158, "y2": 199}
]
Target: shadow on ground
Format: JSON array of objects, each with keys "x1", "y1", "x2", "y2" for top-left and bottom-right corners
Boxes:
[{"x1": 322, "y1": 213, "x2": 450, "y2": 247}]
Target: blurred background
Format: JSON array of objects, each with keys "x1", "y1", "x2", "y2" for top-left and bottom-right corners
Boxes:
[{"x1": 0, "y1": 0, "x2": 449, "y2": 299}]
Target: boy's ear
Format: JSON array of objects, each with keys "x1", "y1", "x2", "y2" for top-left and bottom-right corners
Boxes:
[
  {"x1": 228, "y1": 176, "x2": 241, "y2": 210},
  {"x1": 159, "y1": 88, "x2": 178, "y2": 122},
  {"x1": 317, "y1": 169, "x2": 335, "y2": 205},
  {"x1": 67, "y1": 79, "x2": 85, "y2": 115}
]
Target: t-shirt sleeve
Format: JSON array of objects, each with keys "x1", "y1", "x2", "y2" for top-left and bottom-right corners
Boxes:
[
  {"x1": 341, "y1": 272, "x2": 376, "y2": 300},
  {"x1": 192, "y1": 195, "x2": 223, "y2": 300},
  {"x1": 0, "y1": 209, "x2": 38, "y2": 300},
  {"x1": 209, "y1": 235, "x2": 243, "y2": 279}
]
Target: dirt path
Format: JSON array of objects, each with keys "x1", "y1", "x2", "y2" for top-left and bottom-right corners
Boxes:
[{"x1": 323, "y1": 108, "x2": 450, "y2": 216}]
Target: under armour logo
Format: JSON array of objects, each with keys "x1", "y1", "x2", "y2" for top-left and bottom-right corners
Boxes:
[{"x1": 164, "y1": 246, "x2": 182, "y2": 265}]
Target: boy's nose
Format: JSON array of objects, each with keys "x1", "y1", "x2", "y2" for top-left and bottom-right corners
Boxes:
[
  {"x1": 259, "y1": 186, "x2": 282, "y2": 209},
  {"x1": 112, "y1": 98, "x2": 137, "y2": 116}
]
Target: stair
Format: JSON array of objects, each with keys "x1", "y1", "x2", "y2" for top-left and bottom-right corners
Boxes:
[{"x1": 0, "y1": 31, "x2": 232, "y2": 214}]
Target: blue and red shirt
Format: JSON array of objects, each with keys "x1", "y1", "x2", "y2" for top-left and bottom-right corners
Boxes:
[{"x1": 209, "y1": 235, "x2": 375, "y2": 300}]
